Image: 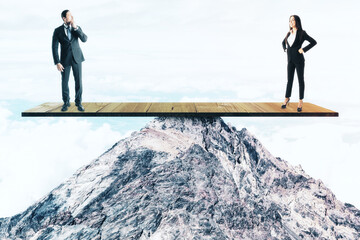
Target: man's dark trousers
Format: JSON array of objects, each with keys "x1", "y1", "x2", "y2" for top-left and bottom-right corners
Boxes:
[{"x1": 61, "y1": 56, "x2": 82, "y2": 105}]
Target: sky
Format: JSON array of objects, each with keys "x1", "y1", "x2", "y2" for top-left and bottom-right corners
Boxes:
[{"x1": 0, "y1": 0, "x2": 360, "y2": 217}]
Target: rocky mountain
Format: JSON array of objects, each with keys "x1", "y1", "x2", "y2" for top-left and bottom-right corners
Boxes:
[{"x1": 0, "y1": 117, "x2": 359, "y2": 240}]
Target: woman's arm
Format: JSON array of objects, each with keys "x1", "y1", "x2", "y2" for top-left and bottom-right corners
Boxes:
[
  {"x1": 282, "y1": 32, "x2": 290, "y2": 52},
  {"x1": 302, "y1": 31, "x2": 317, "y2": 53},
  {"x1": 282, "y1": 39, "x2": 286, "y2": 52}
]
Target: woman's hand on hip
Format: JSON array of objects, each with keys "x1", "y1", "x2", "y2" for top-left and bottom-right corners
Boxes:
[{"x1": 298, "y1": 48, "x2": 304, "y2": 54}]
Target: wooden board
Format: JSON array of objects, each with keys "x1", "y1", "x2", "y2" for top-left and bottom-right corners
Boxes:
[
  {"x1": 21, "y1": 102, "x2": 339, "y2": 117},
  {"x1": 148, "y1": 102, "x2": 196, "y2": 113}
]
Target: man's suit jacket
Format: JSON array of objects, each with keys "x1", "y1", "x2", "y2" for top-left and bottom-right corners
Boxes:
[
  {"x1": 52, "y1": 25, "x2": 88, "y2": 67},
  {"x1": 282, "y1": 30, "x2": 317, "y2": 64}
]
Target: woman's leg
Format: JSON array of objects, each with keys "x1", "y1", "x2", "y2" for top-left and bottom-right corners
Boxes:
[
  {"x1": 295, "y1": 61, "x2": 305, "y2": 100},
  {"x1": 286, "y1": 62, "x2": 296, "y2": 98}
]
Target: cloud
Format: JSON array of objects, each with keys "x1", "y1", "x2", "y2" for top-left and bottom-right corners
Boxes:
[{"x1": 0, "y1": 104, "x2": 127, "y2": 217}]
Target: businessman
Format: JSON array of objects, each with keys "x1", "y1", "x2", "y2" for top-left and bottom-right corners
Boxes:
[{"x1": 52, "y1": 10, "x2": 88, "y2": 111}]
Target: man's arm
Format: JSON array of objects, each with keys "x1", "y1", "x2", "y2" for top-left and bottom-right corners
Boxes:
[
  {"x1": 52, "y1": 29, "x2": 61, "y2": 65},
  {"x1": 73, "y1": 26, "x2": 88, "y2": 43},
  {"x1": 71, "y1": 16, "x2": 88, "y2": 42},
  {"x1": 52, "y1": 29, "x2": 64, "y2": 72}
]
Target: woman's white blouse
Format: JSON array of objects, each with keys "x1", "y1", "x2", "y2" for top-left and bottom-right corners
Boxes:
[{"x1": 287, "y1": 30, "x2": 296, "y2": 47}]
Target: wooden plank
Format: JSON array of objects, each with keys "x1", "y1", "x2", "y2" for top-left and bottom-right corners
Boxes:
[
  {"x1": 217, "y1": 102, "x2": 247, "y2": 113},
  {"x1": 97, "y1": 102, "x2": 152, "y2": 116},
  {"x1": 261, "y1": 102, "x2": 284, "y2": 112},
  {"x1": 148, "y1": 102, "x2": 196, "y2": 113},
  {"x1": 119, "y1": 102, "x2": 152, "y2": 113},
  {"x1": 195, "y1": 102, "x2": 228, "y2": 113},
  {"x1": 21, "y1": 102, "x2": 339, "y2": 117},
  {"x1": 258, "y1": 102, "x2": 295, "y2": 113},
  {"x1": 83, "y1": 102, "x2": 110, "y2": 112},
  {"x1": 97, "y1": 103, "x2": 123, "y2": 112},
  {"x1": 48, "y1": 102, "x2": 109, "y2": 113},
  {"x1": 281, "y1": 102, "x2": 298, "y2": 112},
  {"x1": 303, "y1": 103, "x2": 335, "y2": 113},
  {"x1": 23, "y1": 102, "x2": 62, "y2": 113},
  {"x1": 226, "y1": 103, "x2": 249, "y2": 112},
  {"x1": 239, "y1": 102, "x2": 264, "y2": 113}
]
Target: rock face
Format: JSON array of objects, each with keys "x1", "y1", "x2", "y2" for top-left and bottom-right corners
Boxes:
[{"x1": 0, "y1": 117, "x2": 359, "y2": 240}]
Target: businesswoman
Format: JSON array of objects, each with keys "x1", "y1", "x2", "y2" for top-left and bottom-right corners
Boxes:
[{"x1": 281, "y1": 15, "x2": 317, "y2": 112}]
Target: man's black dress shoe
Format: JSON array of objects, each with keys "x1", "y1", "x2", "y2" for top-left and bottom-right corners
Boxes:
[
  {"x1": 76, "y1": 103, "x2": 85, "y2": 112},
  {"x1": 61, "y1": 102, "x2": 70, "y2": 111}
]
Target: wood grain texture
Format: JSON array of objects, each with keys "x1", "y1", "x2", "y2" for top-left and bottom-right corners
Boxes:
[
  {"x1": 22, "y1": 102, "x2": 339, "y2": 117},
  {"x1": 23, "y1": 102, "x2": 62, "y2": 113},
  {"x1": 148, "y1": 102, "x2": 196, "y2": 113}
]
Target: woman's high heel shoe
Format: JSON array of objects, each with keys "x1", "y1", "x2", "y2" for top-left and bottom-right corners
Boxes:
[
  {"x1": 297, "y1": 100, "x2": 303, "y2": 112},
  {"x1": 281, "y1": 98, "x2": 290, "y2": 109}
]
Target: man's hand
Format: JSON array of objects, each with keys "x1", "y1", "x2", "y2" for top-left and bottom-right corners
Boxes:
[
  {"x1": 298, "y1": 48, "x2": 304, "y2": 54},
  {"x1": 70, "y1": 16, "x2": 77, "y2": 29},
  {"x1": 56, "y1": 63, "x2": 64, "y2": 72}
]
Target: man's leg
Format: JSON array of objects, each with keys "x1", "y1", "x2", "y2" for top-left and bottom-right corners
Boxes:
[
  {"x1": 61, "y1": 65, "x2": 71, "y2": 111},
  {"x1": 72, "y1": 59, "x2": 83, "y2": 111},
  {"x1": 72, "y1": 60, "x2": 82, "y2": 105}
]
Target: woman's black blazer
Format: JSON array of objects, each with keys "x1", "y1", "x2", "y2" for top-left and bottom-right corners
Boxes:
[{"x1": 282, "y1": 30, "x2": 317, "y2": 64}]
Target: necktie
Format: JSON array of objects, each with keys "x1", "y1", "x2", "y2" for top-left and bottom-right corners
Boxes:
[{"x1": 67, "y1": 27, "x2": 72, "y2": 40}]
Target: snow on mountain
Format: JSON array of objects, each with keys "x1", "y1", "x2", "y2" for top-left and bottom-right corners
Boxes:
[{"x1": 0, "y1": 117, "x2": 359, "y2": 239}]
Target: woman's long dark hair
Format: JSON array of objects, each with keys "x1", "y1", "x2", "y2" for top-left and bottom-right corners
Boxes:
[
  {"x1": 285, "y1": 15, "x2": 304, "y2": 43},
  {"x1": 290, "y1": 15, "x2": 303, "y2": 32}
]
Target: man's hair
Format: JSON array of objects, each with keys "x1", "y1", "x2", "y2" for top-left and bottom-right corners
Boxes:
[{"x1": 61, "y1": 10, "x2": 69, "y2": 19}]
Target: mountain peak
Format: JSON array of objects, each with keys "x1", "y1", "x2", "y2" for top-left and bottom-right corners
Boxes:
[
  {"x1": 1, "y1": 117, "x2": 359, "y2": 239},
  {"x1": 144, "y1": 116, "x2": 236, "y2": 135}
]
